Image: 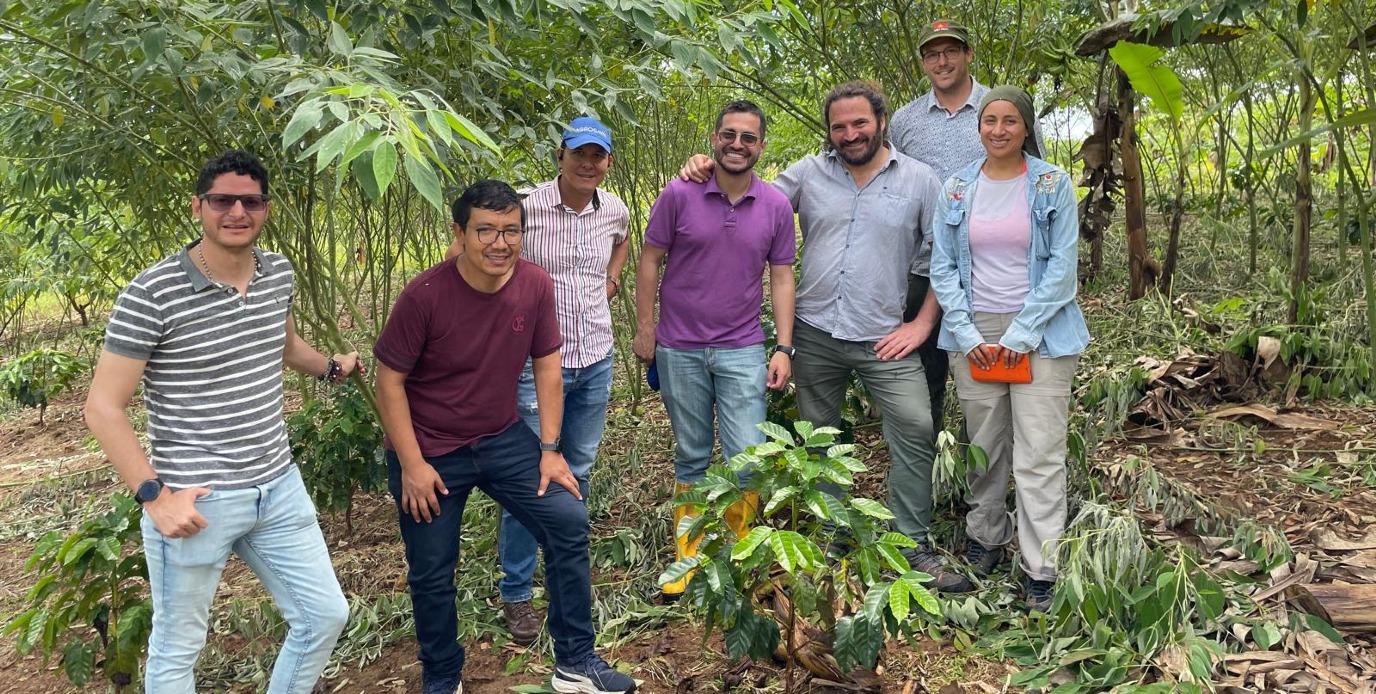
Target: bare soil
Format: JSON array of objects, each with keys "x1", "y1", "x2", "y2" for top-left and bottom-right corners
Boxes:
[{"x1": 0, "y1": 392, "x2": 1013, "y2": 694}]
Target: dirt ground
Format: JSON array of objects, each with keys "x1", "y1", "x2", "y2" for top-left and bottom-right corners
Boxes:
[{"x1": 0, "y1": 393, "x2": 1015, "y2": 694}]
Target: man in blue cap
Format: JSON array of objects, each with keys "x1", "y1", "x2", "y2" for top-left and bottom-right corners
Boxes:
[{"x1": 496, "y1": 116, "x2": 630, "y2": 645}]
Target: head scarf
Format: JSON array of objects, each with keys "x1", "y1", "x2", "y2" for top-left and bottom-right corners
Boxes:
[{"x1": 978, "y1": 86, "x2": 1041, "y2": 159}]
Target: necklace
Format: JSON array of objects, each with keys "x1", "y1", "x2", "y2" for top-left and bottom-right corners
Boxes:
[{"x1": 197, "y1": 243, "x2": 260, "y2": 286}]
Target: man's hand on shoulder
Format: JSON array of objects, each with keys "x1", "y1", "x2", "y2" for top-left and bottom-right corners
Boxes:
[
  {"x1": 679, "y1": 154, "x2": 715, "y2": 183},
  {"x1": 538, "y1": 452, "x2": 582, "y2": 500},
  {"x1": 146, "y1": 487, "x2": 211, "y2": 538}
]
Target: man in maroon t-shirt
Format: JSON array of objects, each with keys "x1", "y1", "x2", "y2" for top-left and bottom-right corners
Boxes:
[{"x1": 374, "y1": 180, "x2": 635, "y2": 694}]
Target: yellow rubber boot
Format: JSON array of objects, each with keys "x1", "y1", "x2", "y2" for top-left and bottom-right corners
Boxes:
[
  {"x1": 724, "y1": 491, "x2": 760, "y2": 540},
  {"x1": 661, "y1": 482, "x2": 700, "y2": 599}
]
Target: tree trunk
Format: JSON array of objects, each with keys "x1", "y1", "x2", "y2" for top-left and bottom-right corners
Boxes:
[
  {"x1": 1119, "y1": 69, "x2": 1160, "y2": 299},
  {"x1": 1289, "y1": 70, "x2": 1313, "y2": 324}
]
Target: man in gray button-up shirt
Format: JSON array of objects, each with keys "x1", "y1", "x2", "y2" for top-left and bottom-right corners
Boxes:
[{"x1": 686, "y1": 81, "x2": 972, "y2": 593}]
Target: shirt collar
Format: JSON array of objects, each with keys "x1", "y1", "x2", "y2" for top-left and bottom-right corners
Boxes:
[
  {"x1": 704, "y1": 171, "x2": 761, "y2": 201},
  {"x1": 180, "y1": 239, "x2": 270, "y2": 292},
  {"x1": 552, "y1": 175, "x2": 602, "y2": 212},
  {"x1": 924, "y1": 77, "x2": 986, "y2": 114},
  {"x1": 823, "y1": 142, "x2": 902, "y2": 173}
]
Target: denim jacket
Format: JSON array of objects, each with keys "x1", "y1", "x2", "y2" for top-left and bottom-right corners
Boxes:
[{"x1": 929, "y1": 155, "x2": 1090, "y2": 358}]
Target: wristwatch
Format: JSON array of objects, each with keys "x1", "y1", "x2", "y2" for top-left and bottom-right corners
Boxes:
[
  {"x1": 539, "y1": 438, "x2": 561, "y2": 453},
  {"x1": 772, "y1": 344, "x2": 796, "y2": 359},
  {"x1": 135, "y1": 478, "x2": 165, "y2": 504}
]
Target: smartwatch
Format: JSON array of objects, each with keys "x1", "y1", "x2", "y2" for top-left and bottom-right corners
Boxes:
[
  {"x1": 135, "y1": 478, "x2": 165, "y2": 505},
  {"x1": 540, "y1": 438, "x2": 562, "y2": 453},
  {"x1": 772, "y1": 344, "x2": 796, "y2": 359}
]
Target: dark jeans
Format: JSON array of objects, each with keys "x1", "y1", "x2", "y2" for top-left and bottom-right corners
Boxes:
[
  {"x1": 905, "y1": 273, "x2": 949, "y2": 438},
  {"x1": 386, "y1": 422, "x2": 594, "y2": 681}
]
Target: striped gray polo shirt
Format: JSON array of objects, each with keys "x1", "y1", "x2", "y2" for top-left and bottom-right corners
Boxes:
[{"x1": 103, "y1": 243, "x2": 295, "y2": 490}]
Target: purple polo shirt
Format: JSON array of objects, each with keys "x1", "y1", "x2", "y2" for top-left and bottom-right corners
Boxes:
[{"x1": 644, "y1": 173, "x2": 797, "y2": 349}]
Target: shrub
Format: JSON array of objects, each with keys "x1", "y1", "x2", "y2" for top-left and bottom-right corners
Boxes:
[
  {"x1": 0, "y1": 348, "x2": 90, "y2": 423},
  {"x1": 288, "y1": 381, "x2": 385, "y2": 531}
]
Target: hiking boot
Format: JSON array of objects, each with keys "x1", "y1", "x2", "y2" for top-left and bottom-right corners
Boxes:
[
  {"x1": 422, "y1": 676, "x2": 462, "y2": 694},
  {"x1": 904, "y1": 545, "x2": 974, "y2": 593},
  {"x1": 502, "y1": 600, "x2": 543, "y2": 646},
  {"x1": 965, "y1": 538, "x2": 1006, "y2": 575},
  {"x1": 552, "y1": 653, "x2": 637, "y2": 693},
  {"x1": 1026, "y1": 579, "x2": 1056, "y2": 612}
]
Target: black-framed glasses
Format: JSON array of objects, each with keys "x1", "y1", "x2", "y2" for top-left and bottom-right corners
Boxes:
[
  {"x1": 716, "y1": 130, "x2": 761, "y2": 146},
  {"x1": 921, "y1": 46, "x2": 965, "y2": 64},
  {"x1": 199, "y1": 193, "x2": 271, "y2": 212},
  {"x1": 475, "y1": 228, "x2": 524, "y2": 244}
]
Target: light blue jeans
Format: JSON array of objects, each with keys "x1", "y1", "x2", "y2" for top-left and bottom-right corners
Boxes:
[
  {"x1": 141, "y1": 466, "x2": 348, "y2": 694},
  {"x1": 656, "y1": 344, "x2": 768, "y2": 484},
  {"x1": 498, "y1": 353, "x2": 613, "y2": 603}
]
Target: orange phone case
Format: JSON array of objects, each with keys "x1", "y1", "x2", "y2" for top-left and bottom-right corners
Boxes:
[{"x1": 970, "y1": 353, "x2": 1032, "y2": 384}]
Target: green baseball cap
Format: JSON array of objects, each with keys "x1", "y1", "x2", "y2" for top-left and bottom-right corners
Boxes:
[{"x1": 918, "y1": 20, "x2": 971, "y2": 50}]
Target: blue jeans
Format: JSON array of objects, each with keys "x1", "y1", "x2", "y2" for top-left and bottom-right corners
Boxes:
[
  {"x1": 499, "y1": 353, "x2": 613, "y2": 603},
  {"x1": 656, "y1": 344, "x2": 768, "y2": 484},
  {"x1": 142, "y1": 466, "x2": 348, "y2": 694},
  {"x1": 386, "y1": 422, "x2": 595, "y2": 682}
]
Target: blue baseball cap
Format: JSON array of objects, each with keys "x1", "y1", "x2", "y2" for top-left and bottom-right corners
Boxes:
[{"x1": 562, "y1": 116, "x2": 612, "y2": 152}]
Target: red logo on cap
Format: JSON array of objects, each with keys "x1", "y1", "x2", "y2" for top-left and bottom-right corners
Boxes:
[{"x1": 933, "y1": 21, "x2": 948, "y2": 29}]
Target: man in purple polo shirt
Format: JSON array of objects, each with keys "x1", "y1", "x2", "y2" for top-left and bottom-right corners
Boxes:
[{"x1": 632, "y1": 100, "x2": 797, "y2": 600}]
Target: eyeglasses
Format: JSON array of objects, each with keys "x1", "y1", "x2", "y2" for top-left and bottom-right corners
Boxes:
[
  {"x1": 716, "y1": 130, "x2": 761, "y2": 146},
  {"x1": 199, "y1": 193, "x2": 271, "y2": 212},
  {"x1": 474, "y1": 228, "x2": 524, "y2": 244},
  {"x1": 921, "y1": 46, "x2": 965, "y2": 64}
]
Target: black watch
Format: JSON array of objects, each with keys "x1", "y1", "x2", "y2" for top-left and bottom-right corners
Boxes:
[
  {"x1": 135, "y1": 478, "x2": 165, "y2": 504},
  {"x1": 539, "y1": 438, "x2": 561, "y2": 453},
  {"x1": 772, "y1": 344, "x2": 796, "y2": 359}
]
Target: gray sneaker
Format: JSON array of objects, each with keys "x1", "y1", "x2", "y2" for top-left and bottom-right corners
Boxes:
[
  {"x1": 904, "y1": 545, "x2": 974, "y2": 593},
  {"x1": 1026, "y1": 579, "x2": 1056, "y2": 612},
  {"x1": 965, "y1": 538, "x2": 1006, "y2": 575}
]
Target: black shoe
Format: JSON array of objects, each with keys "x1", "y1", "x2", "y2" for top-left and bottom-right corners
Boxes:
[
  {"x1": 904, "y1": 546, "x2": 974, "y2": 593},
  {"x1": 1026, "y1": 579, "x2": 1055, "y2": 612},
  {"x1": 422, "y1": 676, "x2": 462, "y2": 694},
  {"x1": 965, "y1": 538, "x2": 1006, "y2": 575}
]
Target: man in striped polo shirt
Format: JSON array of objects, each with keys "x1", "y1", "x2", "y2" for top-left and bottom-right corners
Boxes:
[
  {"x1": 85, "y1": 150, "x2": 363, "y2": 693},
  {"x1": 498, "y1": 117, "x2": 629, "y2": 644}
]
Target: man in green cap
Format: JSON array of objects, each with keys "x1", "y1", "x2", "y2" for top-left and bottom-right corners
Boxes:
[{"x1": 889, "y1": 19, "x2": 1045, "y2": 475}]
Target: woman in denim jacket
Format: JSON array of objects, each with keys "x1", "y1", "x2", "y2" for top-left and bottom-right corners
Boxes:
[{"x1": 928, "y1": 86, "x2": 1089, "y2": 612}]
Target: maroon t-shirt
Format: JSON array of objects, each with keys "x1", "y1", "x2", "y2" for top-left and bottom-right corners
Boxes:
[{"x1": 374, "y1": 259, "x2": 562, "y2": 456}]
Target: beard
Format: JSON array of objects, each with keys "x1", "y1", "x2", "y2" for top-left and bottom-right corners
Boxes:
[
  {"x1": 713, "y1": 147, "x2": 758, "y2": 174},
  {"x1": 833, "y1": 134, "x2": 882, "y2": 167}
]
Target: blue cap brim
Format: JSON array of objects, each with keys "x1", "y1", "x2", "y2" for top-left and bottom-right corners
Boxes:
[{"x1": 563, "y1": 134, "x2": 611, "y2": 152}]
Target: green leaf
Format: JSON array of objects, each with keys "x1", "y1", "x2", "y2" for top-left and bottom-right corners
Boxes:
[
  {"x1": 769, "y1": 530, "x2": 819, "y2": 575},
  {"x1": 141, "y1": 28, "x2": 166, "y2": 62},
  {"x1": 443, "y1": 111, "x2": 500, "y2": 152},
  {"x1": 402, "y1": 153, "x2": 445, "y2": 213},
  {"x1": 372, "y1": 143, "x2": 398, "y2": 197},
  {"x1": 792, "y1": 420, "x2": 815, "y2": 440},
  {"x1": 889, "y1": 580, "x2": 911, "y2": 621},
  {"x1": 1258, "y1": 108, "x2": 1376, "y2": 159},
  {"x1": 763, "y1": 486, "x2": 798, "y2": 515},
  {"x1": 900, "y1": 573, "x2": 941, "y2": 616},
  {"x1": 282, "y1": 102, "x2": 323, "y2": 148},
  {"x1": 1107, "y1": 42, "x2": 1184, "y2": 121},
  {"x1": 61, "y1": 640, "x2": 95, "y2": 685},
  {"x1": 731, "y1": 526, "x2": 773, "y2": 561},
  {"x1": 850, "y1": 498, "x2": 895, "y2": 520},
  {"x1": 802, "y1": 489, "x2": 832, "y2": 520},
  {"x1": 756, "y1": 421, "x2": 793, "y2": 444},
  {"x1": 327, "y1": 22, "x2": 354, "y2": 56},
  {"x1": 1252, "y1": 621, "x2": 1281, "y2": 650}
]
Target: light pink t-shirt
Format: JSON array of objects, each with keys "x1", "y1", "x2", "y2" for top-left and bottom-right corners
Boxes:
[{"x1": 969, "y1": 172, "x2": 1031, "y2": 313}]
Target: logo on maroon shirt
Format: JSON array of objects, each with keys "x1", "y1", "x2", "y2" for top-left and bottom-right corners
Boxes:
[{"x1": 512, "y1": 314, "x2": 526, "y2": 332}]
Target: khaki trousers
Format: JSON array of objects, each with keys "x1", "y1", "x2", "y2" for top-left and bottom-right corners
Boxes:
[{"x1": 950, "y1": 312, "x2": 1078, "y2": 581}]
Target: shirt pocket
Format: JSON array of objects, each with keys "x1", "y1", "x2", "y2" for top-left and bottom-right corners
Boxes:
[{"x1": 1032, "y1": 207, "x2": 1055, "y2": 260}]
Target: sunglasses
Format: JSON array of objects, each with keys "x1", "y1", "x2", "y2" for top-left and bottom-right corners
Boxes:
[
  {"x1": 199, "y1": 193, "x2": 271, "y2": 212},
  {"x1": 716, "y1": 130, "x2": 761, "y2": 146}
]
